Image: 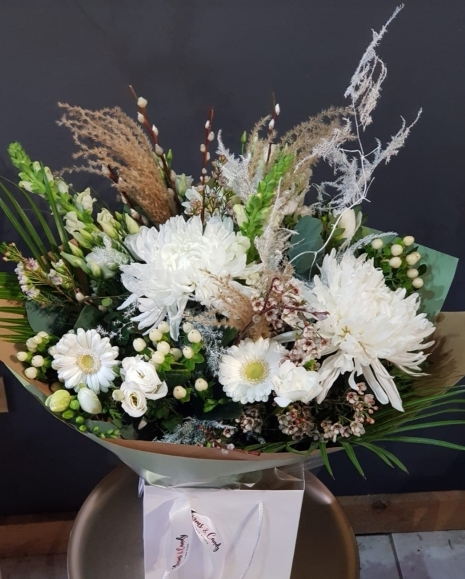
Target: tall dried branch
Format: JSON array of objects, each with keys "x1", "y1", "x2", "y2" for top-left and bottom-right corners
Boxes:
[{"x1": 57, "y1": 104, "x2": 177, "y2": 225}]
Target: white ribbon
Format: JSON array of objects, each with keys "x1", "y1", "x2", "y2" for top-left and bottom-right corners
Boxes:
[{"x1": 161, "y1": 494, "x2": 264, "y2": 579}]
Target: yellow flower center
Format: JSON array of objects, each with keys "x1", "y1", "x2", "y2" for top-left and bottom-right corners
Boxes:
[
  {"x1": 77, "y1": 352, "x2": 101, "y2": 374},
  {"x1": 242, "y1": 360, "x2": 269, "y2": 384}
]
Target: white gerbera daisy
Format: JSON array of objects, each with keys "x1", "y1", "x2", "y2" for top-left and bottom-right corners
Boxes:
[
  {"x1": 306, "y1": 251, "x2": 435, "y2": 411},
  {"x1": 120, "y1": 215, "x2": 257, "y2": 338},
  {"x1": 219, "y1": 337, "x2": 286, "y2": 404},
  {"x1": 51, "y1": 328, "x2": 119, "y2": 393}
]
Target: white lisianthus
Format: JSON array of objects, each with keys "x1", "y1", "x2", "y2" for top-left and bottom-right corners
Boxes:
[
  {"x1": 77, "y1": 387, "x2": 103, "y2": 415},
  {"x1": 306, "y1": 251, "x2": 435, "y2": 411},
  {"x1": 334, "y1": 208, "x2": 362, "y2": 241},
  {"x1": 51, "y1": 328, "x2": 119, "y2": 393},
  {"x1": 97, "y1": 209, "x2": 119, "y2": 238},
  {"x1": 120, "y1": 382, "x2": 147, "y2": 417},
  {"x1": 64, "y1": 211, "x2": 86, "y2": 235},
  {"x1": 271, "y1": 360, "x2": 322, "y2": 407},
  {"x1": 120, "y1": 215, "x2": 259, "y2": 338},
  {"x1": 121, "y1": 356, "x2": 168, "y2": 401},
  {"x1": 75, "y1": 188, "x2": 95, "y2": 213},
  {"x1": 219, "y1": 337, "x2": 286, "y2": 404}
]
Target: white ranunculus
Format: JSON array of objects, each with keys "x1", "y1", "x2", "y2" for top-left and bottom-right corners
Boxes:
[
  {"x1": 271, "y1": 360, "x2": 322, "y2": 407},
  {"x1": 120, "y1": 382, "x2": 147, "y2": 417},
  {"x1": 121, "y1": 356, "x2": 168, "y2": 401},
  {"x1": 120, "y1": 215, "x2": 259, "y2": 338},
  {"x1": 306, "y1": 251, "x2": 435, "y2": 411},
  {"x1": 75, "y1": 188, "x2": 95, "y2": 213},
  {"x1": 334, "y1": 208, "x2": 362, "y2": 241},
  {"x1": 77, "y1": 387, "x2": 103, "y2": 415}
]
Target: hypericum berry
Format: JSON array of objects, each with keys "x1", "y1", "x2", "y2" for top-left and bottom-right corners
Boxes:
[
  {"x1": 390, "y1": 244, "x2": 403, "y2": 256},
  {"x1": 170, "y1": 348, "x2": 182, "y2": 361},
  {"x1": 412, "y1": 277, "x2": 424, "y2": 289},
  {"x1": 182, "y1": 346, "x2": 194, "y2": 359},
  {"x1": 406, "y1": 251, "x2": 421, "y2": 266},
  {"x1": 25, "y1": 367, "x2": 38, "y2": 379},
  {"x1": 152, "y1": 351, "x2": 165, "y2": 364},
  {"x1": 403, "y1": 236, "x2": 415, "y2": 246},
  {"x1": 389, "y1": 257, "x2": 402, "y2": 268},
  {"x1": 195, "y1": 378, "x2": 209, "y2": 392},
  {"x1": 156, "y1": 341, "x2": 171, "y2": 355},
  {"x1": 158, "y1": 321, "x2": 170, "y2": 334},
  {"x1": 173, "y1": 386, "x2": 187, "y2": 400},
  {"x1": 371, "y1": 239, "x2": 384, "y2": 250},
  {"x1": 407, "y1": 268, "x2": 419, "y2": 279},
  {"x1": 187, "y1": 329, "x2": 202, "y2": 343},
  {"x1": 183, "y1": 322, "x2": 193, "y2": 333},
  {"x1": 17, "y1": 351, "x2": 28, "y2": 362},
  {"x1": 133, "y1": 338, "x2": 147, "y2": 353},
  {"x1": 149, "y1": 329, "x2": 163, "y2": 343},
  {"x1": 31, "y1": 355, "x2": 45, "y2": 368}
]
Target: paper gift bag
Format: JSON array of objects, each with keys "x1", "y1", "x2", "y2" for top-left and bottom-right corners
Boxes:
[{"x1": 143, "y1": 471, "x2": 304, "y2": 579}]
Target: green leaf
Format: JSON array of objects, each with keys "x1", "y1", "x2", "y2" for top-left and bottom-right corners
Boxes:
[
  {"x1": 74, "y1": 305, "x2": 103, "y2": 331},
  {"x1": 203, "y1": 399, "x2": 219, "y2": 413},
  {"x1": 200, "y1": 401, "x2": 242, "y2": 420},
  {"x1": 221, "y1": 327, "x2": 238, "y2": 346},
  {"x1": 341, "y1": 441, "x2": 365, "y2": 477},
  {"x1": 25, "y1": 300, "x2": 68, "y2": 334},
  {"x1": 288, "y1": 216, "x2": 323, "y2": 276},
  {"x1": 319, "y1": 441, "x2": 334, "y2": 478},
  {"x1": 380, "y1": 436, "x2": 465, "y2": 451},
  {"x1": 357, "y1": 442, "x2": 409, "y2": 473},
  {"x1": 164, "y1": 369, "x2": 192, "y2": 388}
]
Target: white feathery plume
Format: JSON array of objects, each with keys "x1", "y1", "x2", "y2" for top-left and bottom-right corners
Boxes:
[{"x1": 216, "y1": 130, "x2": 255, "y2": 201}]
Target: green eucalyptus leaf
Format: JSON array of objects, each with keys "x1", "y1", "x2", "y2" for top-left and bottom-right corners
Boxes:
[
  {"x1": 25, "y1": 300, "x2": 68, "y2": 334},
  {"x1": 74, "y1": 305, "x2": 103, "y2": 331},
  {"x1": 288, "y1": 216, "x2": 323, "y2": 276}
]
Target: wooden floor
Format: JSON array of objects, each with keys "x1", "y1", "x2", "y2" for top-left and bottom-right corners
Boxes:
[{"x1": 2, "y1": 531, "x2": 465, "y2": 578}]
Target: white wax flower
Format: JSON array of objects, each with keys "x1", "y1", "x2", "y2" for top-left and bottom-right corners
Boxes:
[
  {"x1": 271, "y1": 360, "x2": 322, "y2": 407},
  {"x1": 120, "y1": 356, "x2": 168, "y2": 401}
]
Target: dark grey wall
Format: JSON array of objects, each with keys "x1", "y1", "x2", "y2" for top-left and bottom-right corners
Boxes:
[{"x1": 1, "y1": 0, "x2": 465, "y2": 515}]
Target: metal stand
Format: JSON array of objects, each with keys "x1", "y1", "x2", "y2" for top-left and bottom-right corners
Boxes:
[{"x1": 68, "y1": 465, "x2": 359, "y2": 578}]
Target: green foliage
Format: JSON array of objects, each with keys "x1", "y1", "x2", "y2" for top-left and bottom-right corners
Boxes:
[
  {"x1": 25, "y1": 300, "x2": 68, "y2": 335},
  {"x1": 74, "y1": 304, "x2": 103, "y2": 331},
  {"x1": 240, "y1": 152, "x2": 294, "y2": 261},
  {"x1": 288, "y1": 216, "x2": 324, "y2": 276}
]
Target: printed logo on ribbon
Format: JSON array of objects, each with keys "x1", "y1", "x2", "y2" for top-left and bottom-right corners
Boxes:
[
  {"x1": 172, "y1": 533, "x2": 190, "y2": 570},
  {"x1": 191, "y1": 510, "x2": 223, "y2": 553}
]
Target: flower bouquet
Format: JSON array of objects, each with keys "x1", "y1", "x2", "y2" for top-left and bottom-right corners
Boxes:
[{"x1": 1, "y1": 5, "x2": 465, "y2": 577}]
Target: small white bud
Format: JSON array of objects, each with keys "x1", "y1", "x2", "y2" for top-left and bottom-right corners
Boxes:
[
  {"x1": 371, "y1": 239, "x2": 384, "y2": 250},
  {"x1": 149, "y1": 328, "x2": 163, "y2": 343},
  {"x1": 390, "y1": 244, "x2": 403, "y2": 257},
  {"x1": 389, "y1": 257, "x2": 402, "y2": 269},
  {"x1": 38, "y1": 331, "x2": 49, "y2": 338},
  {"x1": 412, "y1": 277, "x2": 424, "y2": 289},
  {"x1": 170, "y1": 170, "x2": 177, "y2": 182},
  {"x1": 17, "y1": 351, "x2": 28, "y2": 362},
  {"x1": 152, "y1": 351, "x2": 165, "y2": 364},
  {"x1": 137, "y1": 96, "x2": 148, "y2": 108},
  {"x1": 137, "y1": 112, "x2": 145, "y2": 124},
  {"x1": 182, "y1": 346, "x2": 194, "y2": 359},
  {"x1": 158, "y1": 321, "x2": 170, "y2": 333},
  {"x1": 195, "y1": 378, "x2": 209, "y2": 392},
  {"x1": 200, "y1": 144, "x2": 206, "y2": 153},
  {"x1": 173, "y1": 386, "x2": 187, "y2": 400},
  {"x1": 32, "y1": 336, "x2": 43, "y2": 345},
  {"x1": 25, "y1": 367, "x2": 38, "y2": 379},
  {"x1": 26, "y1": 338, "x2": 38, "y2": 352},
  {"x1": 48, "y1": 346, "x2": 57, "y2": 356},
  {"x1": 133, "y1": 338, "x2": 147, "y2": 352},
  {"x1": 268, "y1": 119, "x2": 275, "y2": 131},
  {"x1": 188, "y1": 329, "x2": 202, "y2": 343},
  {"x1": 407, "y1": 268, "x2": 419, "y2": 279},
  {"x1": 152, "y1": 124, "x2": 159, "y2": 136},
  {"x1": 31, "y1": 355, "x2": 45, "y2": 368},
  {"x1": 406, "y1": 252, "x2": 421, "y2": 266},
  {"x1": 170, "y1": 348, "x2": 182, "y2": 361},
  {"x1": 155, "y1": 144, "x2": 164, "y2": 156},
  {"x1": 98, "y1": 305, "x2": 107, "y2": 313},
  {"x1": 206, "y1": 152, "x2": 211, "y2": 161},
  {"x1": 201, "y1": 168, "x2": 207, "y2": 175},
  {"x1": 205, "y1": 120, "x2": 211, "y2": 129},
  {"x1": 403, "y1": 236, "x2": 415, "y2": 246},
  {"x1": 157, "y1": 341, "x2": 171, "y2": 355},
  {"x1": 207, "y1": 131, "x2": 215, "y2": 142},
  {"x1": 130, "y1": 208, "x2": 140, "y2": 219},
  {"x1": 183, "y1": 322, "x2": 193, "y2": 333},
  {"x1": 275, "y1": 103, "x2": 281, "y2": 115},
  {"x1": 112, "y1": 389, "x2": 125, "y2": 402},
  {"x1": 75, "y1": 292, "x2": 86, "y2": 302}
]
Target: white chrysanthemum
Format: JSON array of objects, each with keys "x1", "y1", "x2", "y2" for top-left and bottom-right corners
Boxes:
[
  {"x1": 219, "y1": 337, "x2": 286, "y2": 403},
  {"x1": 51, "y1": 328, "x2": 119, "y2": 393},
  {"x1": 271, "y1": 360, "x2": 322, "y2": 407},
  {"x1": 306, "y1": 251, "x2": 435, "y2": 411},
  {"x1": 120, "y1": 215, "x2": 257, "y2": 338}
]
